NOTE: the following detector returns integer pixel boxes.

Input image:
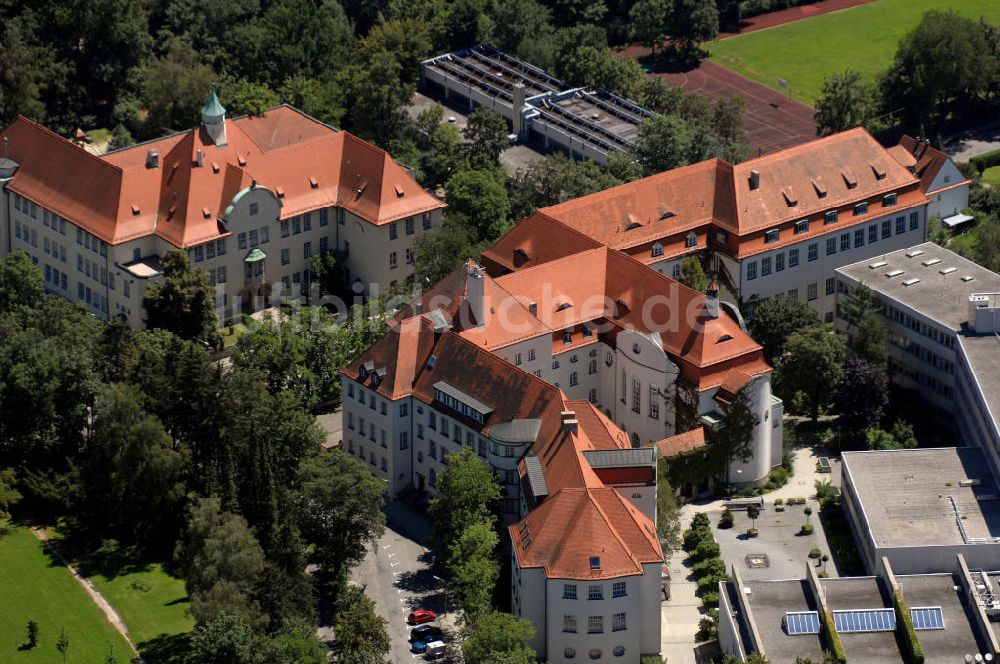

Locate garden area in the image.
[707,0,1000,104]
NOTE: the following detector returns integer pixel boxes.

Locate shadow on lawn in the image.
[139,632,191,664]
[37,533,155,580]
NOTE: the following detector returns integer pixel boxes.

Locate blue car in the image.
[411,639,429,654]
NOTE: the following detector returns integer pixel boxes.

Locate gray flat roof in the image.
[581,448,655,468]
[820,577,901,664]
[894,573,984,660]
[836,242,1000,331]
[842,447,1000,548]
[958,335,1000,434]
[740,579,826,663]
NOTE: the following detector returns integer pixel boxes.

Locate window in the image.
[840,233,850,251]
[854,201,868,216]
[826,237,836,256]
[304,241,312,259]
[651,242,663,257]
[589,650,602,660]
[672,264,681,278]
[746,260,757,280]
[429,440,437,459]
[869,224,878,243]
[788,288,798,300]
[807,283,817,301]
[910,212,919,230]
[825,210,838,224]
[320,209,329,226]
[589,584,603,600]
[588,388,597,402]
[775,253,784,272]
[765,229,779,243]
[631,377,640,414]
[808,243,818,261]
[303,213,312,231]
[563,330,572,344]
[761,256,771,276]
[614,646,625,657]
[249,229,258,247]
[406,248,414,264]
[570,372,578,387]
[248,202,259,216]
[389,252,397,268]
[260,226,269,243]
[789,248,799,267]
[389,222,398,240]
[563,615,577,633]
[281,248,290,265]
[238,232,247,249]
[895,216,905,235]
[882,219,891,238]
[795,219,809,234]
[563,584,577,600]
[854,228,864,248]
[565,648,576,659]
[826,277,835,295]
[514,353,522,366]
[588,616,604,634]
[292,217,301,234]
[400,432,409,450]
[589,359,598,375]
[685,231,696,248]
[883,192,897,207]
[613,581,626,598]
[423,213,432,230]
[281,220,290,238]
[613,612,626,632]
[406,218,415,235]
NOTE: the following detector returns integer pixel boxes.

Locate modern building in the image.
[484,128,970,322]
[719,554,996,663]
[840,447,1000,576]
[835,242,1000,474]
[0,93,445,327]
[420,45,654,164]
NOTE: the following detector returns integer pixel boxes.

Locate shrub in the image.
[894,589,925,664]
[815,480,838,508]
[809,548,822,559]
[718,508,734,529]
[693,557,728,578]
[696,617,718,642]
[821,608,847,664]
[683,527,710,552]
[800,524,814,535]
[774,498,783,506]
[818,571,829,578]
[971,148,1000,174]
[690,513,711,531]
[641,657,665,664]
[693,539,721,562]
[697,575,724,595]
[701,590,719,610]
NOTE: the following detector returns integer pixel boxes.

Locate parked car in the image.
[410,625,443,642]
[424,640,447,659]
[411,639,430,654]
[407,609,437,625]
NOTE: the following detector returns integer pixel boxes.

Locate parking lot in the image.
[349,501,454,661]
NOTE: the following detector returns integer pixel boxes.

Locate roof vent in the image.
[310,176,319,189]
[811,179,827,198]
[782,187,798,207]
[870,162,887,180]
[195,149,203,167]
[528,302,538,315]
[939,267,957,275]
[659,210,676,220]
[748,170,760,190]
[131,204,140,216]
[395,184,404,198]
[841,170,857,189]
[906,249,924,258]
[237,155,246,167]
[869,260,887,269]
[625,222,642,231]
[202,207,211,218]
[903,278,921,286]
[962,275,975,283]
[886,269,904,278]
[212,162,220,174]
[921,258,941,267]
[250,179,257,189]
[276,186,284,198]
[146,149,159,169]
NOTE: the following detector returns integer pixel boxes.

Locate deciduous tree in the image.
[462,611,537,664]
[334,585,390,664]
[746,296,820,364]
[429,447,502,553]
[463,108,510,171]
[678,256,707,292]
[634,114,693,174]
[447,521,499,619]
[834,358,888,448]
[777,327,845,423]
[143,249,221,348]
[445,169,511,243]
[815,70,878,136]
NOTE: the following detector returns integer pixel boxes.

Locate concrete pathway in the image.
[32,528,143,662]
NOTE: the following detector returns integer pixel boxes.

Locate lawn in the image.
[0,524,132,663]
[982,165,1000,188]
[708,0,1000,104]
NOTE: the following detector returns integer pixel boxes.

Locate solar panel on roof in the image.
[910,606,944,630]
[784,611,820,635]
[833,608,896,633]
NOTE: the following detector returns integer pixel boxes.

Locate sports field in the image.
[0,525,132,663]
[708,0,1000,104]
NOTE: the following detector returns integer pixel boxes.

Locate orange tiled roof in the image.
[897,135,971,194]
[1,106,445,248]
[655,427,707,458]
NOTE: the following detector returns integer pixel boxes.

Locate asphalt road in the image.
[350,502,451,662]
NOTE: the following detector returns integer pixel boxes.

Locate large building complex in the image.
[420,45,655,164]
[0,93,445,327]
[835,242,1000,475]
[485,129,969,322]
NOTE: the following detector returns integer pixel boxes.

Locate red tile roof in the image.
[897,135,971,194]
[655,427,707,458]
[1,106,444,248]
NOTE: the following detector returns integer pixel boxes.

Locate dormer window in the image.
[795,219,809,234]
[685,231,697,248]
[765,229,779,244]
[854,202,869,216]
[651,242,664,257]
[883,193,897,207]
[563,330,573,344]
[825,210,838,225]
[590,556,601,570]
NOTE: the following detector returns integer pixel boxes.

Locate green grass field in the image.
[0,525,132,663]
[708,0,1000,104]
[982,166,1000,188]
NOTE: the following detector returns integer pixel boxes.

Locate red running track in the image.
[718,0,878,39]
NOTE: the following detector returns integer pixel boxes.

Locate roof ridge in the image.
[15,116,124,177]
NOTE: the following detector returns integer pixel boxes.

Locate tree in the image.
[0,252,44,314]
[143,249,221,347]
[339,51,411,147]
[0,15,61,125]
[429,448,502,553]
[777,327,845,423]
[463,108,510,171]
[670,0,719,51]
[107,124,134,151]
[278,75,344,128]
[840,284,886,365]
[556,46,646,98]
[718,386,756,482]
[815,70,879,136]
[140,40,216,133]
[445,169,511,243]
[297,450,387,580]
[508,153,621,221]
[630,0,673,56]
[447,521,499,619]
[634,114,693,175]
[747,504,759,531]
[746,296,820,364]
[174,497,267,626]
[677,256,707,292]
[360,18,432,89]
[334,585,390,664]
[656,463,681,556]
[462,611,537,664]
[412,218,476,286]
[0,468,21,521]
[25,620,38,649]
[56,628,69,664]
[417,107,465,186]
[866,420,918,450]
[186,613,257,664]
[834,358,888,448]
[804,505,812,525]
[219,77,281,117]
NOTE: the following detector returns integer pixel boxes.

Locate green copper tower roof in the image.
[202,89,226,117]
[244,248,266,263]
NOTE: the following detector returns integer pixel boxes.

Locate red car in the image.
[408,609,437,625]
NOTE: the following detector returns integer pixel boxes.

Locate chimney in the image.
[414,300,423,314]
[748,170,760,191]
[560,411,579,435]
[146,149,159,169]
[512,83,526,137]
[465,260,486,327]
[195,149,204,167]
[968,293,1000,334]
[705,282,719,319]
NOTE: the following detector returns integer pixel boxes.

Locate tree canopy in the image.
[776,327,845,422]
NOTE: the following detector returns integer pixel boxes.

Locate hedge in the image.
[822,608,848,664]
[894,589,925,664]
[971,148,1000,174]
[738,0,818,20]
